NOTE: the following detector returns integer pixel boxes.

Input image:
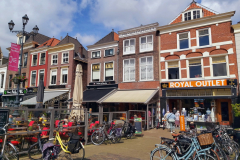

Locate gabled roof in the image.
[37,38,60,48]
[170,1,218,25]
[25,32,51,44]
[94,30,119,45]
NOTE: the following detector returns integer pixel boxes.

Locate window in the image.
[23,52,28,67]
[105,62,113,81]
[61,69,68,84]
[32,54,37,66]
[189,59,202,78]
[168,61,179,79]
[140,57,153,81]
[22,73,26,88]
[0,60,2,65]
[51,70,57,85]
[178,32,189,49]
[40,53,45,65]
[212,56,227,77]
[9,75,12,88]
[183,9,202,21]
[140,35,153,52]
[92,51,100,58]
[105,49,114,57]
[39,70,44,83]
[193,10,200,19]
[52,55,58,65]
[62,53,69,63]
[18,37,23,44]
[1,74,4,88]
[198,29,210,46]
[92,64,100,82]
[123,39,135,54]
[184,12,191,21]
[123,59,135,81]
[31,71,36,86]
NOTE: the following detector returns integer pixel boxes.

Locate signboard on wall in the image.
[8,43,20,71]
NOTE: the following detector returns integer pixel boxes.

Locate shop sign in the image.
[27,87,38,93]
[161,79,237,88]
[48,85,66,89]
[89,81,115,85]
[4,89,27,95]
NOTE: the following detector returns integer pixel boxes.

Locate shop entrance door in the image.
[221,102,229,123]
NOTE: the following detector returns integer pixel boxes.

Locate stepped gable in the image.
[170,1,217,24]
[94,30,119,45]
[37,38,60,48]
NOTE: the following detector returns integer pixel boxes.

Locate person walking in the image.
[173,107,177,114]
[175,110,180,128]
[166,111,176,133]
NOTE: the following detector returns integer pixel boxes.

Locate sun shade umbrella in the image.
[35,80,44,117]
[70,64,84,122]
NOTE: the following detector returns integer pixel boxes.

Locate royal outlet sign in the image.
[161,79,237,89]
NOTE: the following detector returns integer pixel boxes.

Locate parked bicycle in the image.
[0,123,19,160]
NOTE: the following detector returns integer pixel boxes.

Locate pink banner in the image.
[8,43,20,71]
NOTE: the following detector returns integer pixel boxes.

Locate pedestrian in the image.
[175,110,180,128]
[148,110,151,126]
[9,115,13,123]
[173,107,177,114]
[166,111,176,133]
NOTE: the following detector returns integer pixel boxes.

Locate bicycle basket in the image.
[197,133,214,146]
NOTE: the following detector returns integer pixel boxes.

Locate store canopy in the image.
[83,89,115,102]
[100,89,159,104]
[20,91,68,105]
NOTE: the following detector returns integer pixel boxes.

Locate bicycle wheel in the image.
[150,147,174,160]
[28,142,42,160]
[193,154,215,160]
[3,142,19,160]
[71,148,85,160]
[57,150,72,160]
[91,130,105,145]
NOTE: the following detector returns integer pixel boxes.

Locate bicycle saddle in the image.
[172,133,181,137]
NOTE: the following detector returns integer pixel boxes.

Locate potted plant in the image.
[231,103,240,144]
[11,76,28,84]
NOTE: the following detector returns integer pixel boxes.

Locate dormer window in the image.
[182,9,202,21]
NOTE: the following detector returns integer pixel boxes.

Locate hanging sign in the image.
[8,43,20,71]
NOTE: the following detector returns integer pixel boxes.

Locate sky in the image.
[0,0,239,56]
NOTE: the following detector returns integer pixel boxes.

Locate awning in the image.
[101,89,159,104]
[83,89,115,102]
[20,91,68,105]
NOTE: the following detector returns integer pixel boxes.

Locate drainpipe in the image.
[117,45,119,84]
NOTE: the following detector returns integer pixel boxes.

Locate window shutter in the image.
[168,61,179,68]
[212,56,226,64]
[92,64,100,70]
[62,69,68,74]
[189,59,201,65]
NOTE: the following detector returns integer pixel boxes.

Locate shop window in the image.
[92,51,100,58]
[123,59,135,81]
[92,64,100,82]
[51,70,57,85]
[198,29,210,46]
[105,49,114,57]
[123,39,135,55]
[189,59,202,78]
[23,52,28,67]
[52,55,58,65]
[62,53,69,63]
[32,55,37,66]
[178,32,189,49]
[61,68,68,84]
[105,62,113,81]
[212,56,227,76]
[40,53,45,65]
[168,61,179,79]
[140,56,153,81]
[39,70,44,83]
[140,35,153,52]
[31,71,36,86]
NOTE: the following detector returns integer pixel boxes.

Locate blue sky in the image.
[0,0,239,55]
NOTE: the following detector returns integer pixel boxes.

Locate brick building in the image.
[158,1,237,126]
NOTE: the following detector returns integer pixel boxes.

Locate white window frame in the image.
[139,35,153,53]
[104,48,114,57]
[61,68,68,84]
[23,52,28,67]
[30,70,37,87]
[0,73,4,89]
[123,58,135,82]
[166,60,181,80]
[52,54,58,65]
[123,38,135,55]
[50,69,57,85]
[187,58,204,79]
[177,32,191,50]
[196,28,212,47]
[91,63,101,82]
[139,56,154,81]
[62,52,69,64]
[39,52,46,65]
[91,51,101,58]
[104,61,114,81]
[210,55,229,77]
[32,54,38,66]
[38,69,45,85]
[182,9,203,21]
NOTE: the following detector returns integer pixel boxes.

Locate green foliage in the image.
[231,103,240,117]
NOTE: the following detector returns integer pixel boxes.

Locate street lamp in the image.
[8,14,39,114]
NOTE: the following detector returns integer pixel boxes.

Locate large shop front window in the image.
[189,59,202,78]
[51,70,57,85]
[168,61,179,79]
[105,62,113,81]
[212,56,227,77]
[140,57,153,81]
[123,59,135,81]
[31,71,36,86]
[92,64,100,82]
[178,32,189,49]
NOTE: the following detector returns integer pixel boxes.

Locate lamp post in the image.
[8,14,39,113]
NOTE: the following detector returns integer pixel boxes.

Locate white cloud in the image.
[74,33,99,46]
